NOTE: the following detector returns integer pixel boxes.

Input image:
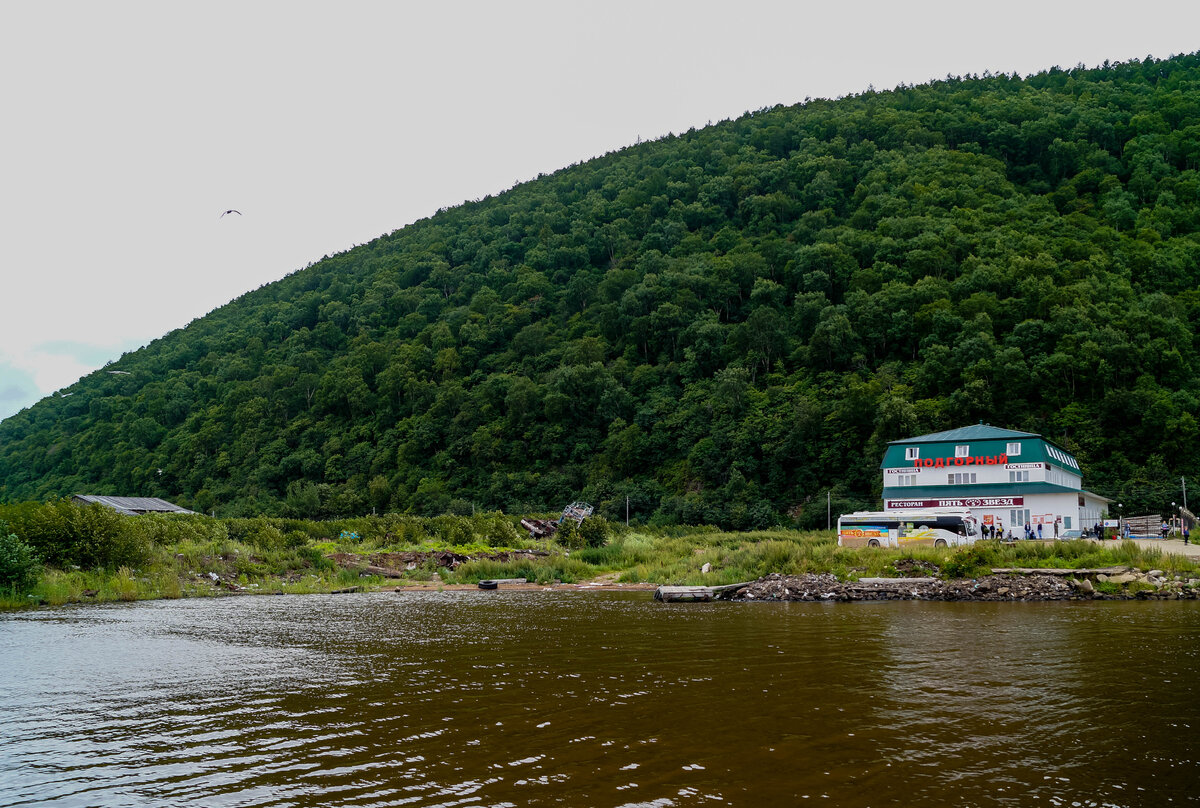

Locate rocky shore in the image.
[726,569,1200,602]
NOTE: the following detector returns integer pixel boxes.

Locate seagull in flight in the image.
[220,209,242,218]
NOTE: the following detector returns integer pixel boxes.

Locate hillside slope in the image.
[4,54,1200,526]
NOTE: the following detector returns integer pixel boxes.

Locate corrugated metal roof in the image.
[73,495,196,515]
[887,425,1040,444]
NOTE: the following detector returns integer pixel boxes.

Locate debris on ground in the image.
[725,571,1200,602]
[326,549,550,576]
[520,501,595,538]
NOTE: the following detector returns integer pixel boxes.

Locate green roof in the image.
[887,425,1039,444]
[881,424,1080,473]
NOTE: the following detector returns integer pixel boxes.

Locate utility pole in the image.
[1184,477,1188,513]
[626,496,630,526]
[827,491,831,531]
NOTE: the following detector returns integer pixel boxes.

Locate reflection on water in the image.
[1,593,1197,807]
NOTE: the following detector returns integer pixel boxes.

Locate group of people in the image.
[978,519,1068,541]
[981,515,1193,543]
[979,520,1058,540]
[1090,521,1123,540]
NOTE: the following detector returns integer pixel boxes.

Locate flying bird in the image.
[220,209,242,218]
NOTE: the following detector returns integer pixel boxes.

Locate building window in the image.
[1011,508,1030,526]
[1009,470,1030,483]
[1007,442,1021,456]
[947,472,977,485]
[895,475,917,487]
[905,447,919,461]
[1064,516,1072,529]
[955,444,969,457]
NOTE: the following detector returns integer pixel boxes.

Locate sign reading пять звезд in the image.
[885,497,1025,509]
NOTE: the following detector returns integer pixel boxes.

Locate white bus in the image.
[837,509,979,549]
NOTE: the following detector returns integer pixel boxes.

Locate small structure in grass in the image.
[72,495,197,516]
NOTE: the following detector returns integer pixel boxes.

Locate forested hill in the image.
[5,54,1200,526]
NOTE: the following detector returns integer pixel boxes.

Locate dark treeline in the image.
[4,54,1200,526]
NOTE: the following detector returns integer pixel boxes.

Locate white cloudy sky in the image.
[2,0,1198,421]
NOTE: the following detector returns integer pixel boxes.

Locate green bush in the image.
[940,541,1003,579]
[555,519,583,550]
[481,513,520,547]
[0,523,40,592]
[296,546,334,570]
[124,513,228,546]
[0,499,148,570]
[578,516,611,548]
[247,523,287,550]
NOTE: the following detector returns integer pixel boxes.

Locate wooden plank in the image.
[851,577,937,586]
[989,566,1129,576]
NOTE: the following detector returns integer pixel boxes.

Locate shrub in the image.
[296,546,335,571]
[482,514,520,547]
[0,524,40,592]
[247,523,287,550]
[555,519,584,550]
[0,499,148,570]
[578,516,611,548]
[940,541,1003,579]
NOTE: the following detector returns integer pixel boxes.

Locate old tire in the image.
[477,580,498,590]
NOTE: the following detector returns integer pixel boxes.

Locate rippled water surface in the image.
[1,592,1198,807]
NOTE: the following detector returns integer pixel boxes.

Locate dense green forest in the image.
[4,54,1200,526]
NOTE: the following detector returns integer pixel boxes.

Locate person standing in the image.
[1053,518,1060,540]
[1037,522,1043,540]
[1185,525,1191,546]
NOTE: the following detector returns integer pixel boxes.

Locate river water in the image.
[1,591,1197,807]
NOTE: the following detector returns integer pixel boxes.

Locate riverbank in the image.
[5,506,1200,609]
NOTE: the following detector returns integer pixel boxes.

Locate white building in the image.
[879,424,1111,537]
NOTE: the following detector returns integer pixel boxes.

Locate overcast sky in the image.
[2,1,1198,422]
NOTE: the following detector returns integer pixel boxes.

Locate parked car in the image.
[1059,528,1083,540]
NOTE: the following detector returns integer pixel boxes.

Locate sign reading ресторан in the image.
[885,497,1025,509]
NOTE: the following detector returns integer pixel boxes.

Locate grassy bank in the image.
[448,530,1200,587]
[3,502,1199,609]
